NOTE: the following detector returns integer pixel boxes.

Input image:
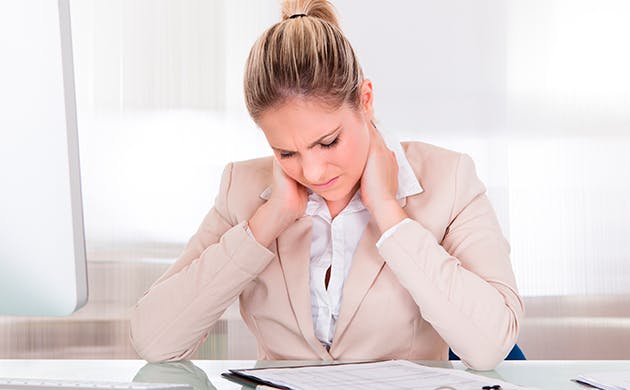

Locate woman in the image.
[130,0,524,370]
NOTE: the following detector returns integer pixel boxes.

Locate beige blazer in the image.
[130,141,524,370]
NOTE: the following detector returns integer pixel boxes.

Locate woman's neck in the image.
[325,183,360,219]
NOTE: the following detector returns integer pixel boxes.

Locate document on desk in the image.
[223,360,537,390]
[574,371,630,390]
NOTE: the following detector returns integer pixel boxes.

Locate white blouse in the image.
[257,129,423,349]
[305,189,370,348]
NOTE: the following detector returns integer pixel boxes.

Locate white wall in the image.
[68,0,630,298]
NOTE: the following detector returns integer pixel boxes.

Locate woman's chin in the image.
[311,187,340,201]
[316,185,357,203]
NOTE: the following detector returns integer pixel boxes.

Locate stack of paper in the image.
[223,360,537,390]
[575,372,630,390]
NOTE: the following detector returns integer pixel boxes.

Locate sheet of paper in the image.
[575,371,630,390]
[230,360,537,390]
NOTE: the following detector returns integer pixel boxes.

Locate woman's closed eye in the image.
[278,137,340,159]
[320,136,340,149]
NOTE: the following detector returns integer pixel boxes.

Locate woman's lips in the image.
[311,176,339,190]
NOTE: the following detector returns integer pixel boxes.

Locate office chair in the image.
[448,344,526,361]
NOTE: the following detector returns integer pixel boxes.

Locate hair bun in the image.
[244,0,363,120]
[281,0,341,30]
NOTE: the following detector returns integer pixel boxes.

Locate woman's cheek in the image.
[279,159,299,181]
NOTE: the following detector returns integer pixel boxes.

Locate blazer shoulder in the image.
[220,156,273,223]
[401,141,463,179]
[230,156,273,184]
[401,141,486,218]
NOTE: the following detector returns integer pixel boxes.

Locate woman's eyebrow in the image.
[307,126,341,149]
[271,126,341,153]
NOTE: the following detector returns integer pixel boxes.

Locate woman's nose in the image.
[301,155,327,184]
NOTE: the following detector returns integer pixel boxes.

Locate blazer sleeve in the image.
[129,162,275,363]
[377,153,524,371]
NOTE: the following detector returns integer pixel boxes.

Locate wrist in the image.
[248,201,295,247]
[369,199,407,234]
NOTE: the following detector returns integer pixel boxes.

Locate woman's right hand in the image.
[247,158,308,247]
[268,157,308,221]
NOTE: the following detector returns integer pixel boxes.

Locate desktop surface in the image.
[1,359,629,389]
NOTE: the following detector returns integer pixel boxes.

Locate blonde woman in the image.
[130,0,524,370]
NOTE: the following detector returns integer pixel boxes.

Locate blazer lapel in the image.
[276,215,332,360]
[332,218,386,343]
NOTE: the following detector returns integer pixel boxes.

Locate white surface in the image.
[0,0,87,315]
[0,377,190,390]
[2,360,630,390]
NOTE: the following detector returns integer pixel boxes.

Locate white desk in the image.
[1,360,629,389]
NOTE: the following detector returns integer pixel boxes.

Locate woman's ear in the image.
[359,79,375,120]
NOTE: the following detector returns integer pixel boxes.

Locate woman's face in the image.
[257,96,372,205]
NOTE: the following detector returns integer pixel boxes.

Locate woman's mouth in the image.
[311,176,339,190]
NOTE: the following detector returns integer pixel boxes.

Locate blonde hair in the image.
[244,0,364,121]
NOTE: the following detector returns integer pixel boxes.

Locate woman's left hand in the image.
[360,124,408,232]
[360,124,398,211]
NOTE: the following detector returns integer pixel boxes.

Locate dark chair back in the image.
[448,344,526,361]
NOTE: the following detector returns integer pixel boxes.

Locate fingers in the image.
[272,157,289,179]
[369,123,398,175]
[369,122,384,140]
[368,123,393,159]
[272,156,306,193]
[368,122,383,148]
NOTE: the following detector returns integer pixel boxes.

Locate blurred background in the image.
[1,0,629,359]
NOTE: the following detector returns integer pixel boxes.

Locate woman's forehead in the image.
[260,99,351,135]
